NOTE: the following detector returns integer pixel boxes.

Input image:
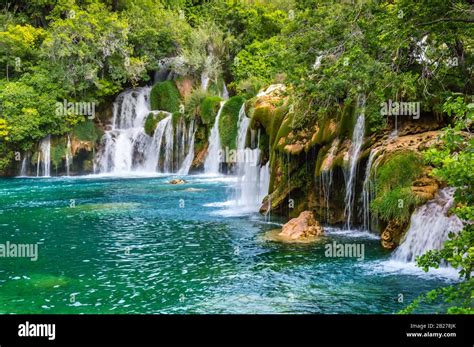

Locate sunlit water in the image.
[0,176,457,313]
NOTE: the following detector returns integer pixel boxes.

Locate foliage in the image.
[402,97,474,314]
[150,81,181,113]
[200,96,222,125]
[370,151,424,223]
[219,96,245,150]
[72,119,102,143]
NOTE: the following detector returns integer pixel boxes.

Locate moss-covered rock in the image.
[200,96,222,125]
[219,96,245,150]
[150,80,181,113]
[144,112,168,136]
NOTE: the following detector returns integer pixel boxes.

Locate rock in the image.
[380,220,408,249]
[411,176,439,201]
[169,179,186,185]
[278,211,324,241]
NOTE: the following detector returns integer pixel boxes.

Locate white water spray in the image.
[392,188,463,263]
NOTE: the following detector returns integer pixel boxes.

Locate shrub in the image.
[370,151,425,223]
[73,120,102,142]
[200,96,222,125]
[150,80,181,113]
[219,96,245,150]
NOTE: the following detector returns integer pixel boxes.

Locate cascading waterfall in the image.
[344,113,365,229]
[65,135,73,176]
[141,115,172,172]
[361,149,378,230]
[178,120,195,175]
[96,87,194,175]
[233,104,270,211]
[19,153,29,176]
[163,117,174,173]
[37,135,51,177]
[392,188,463,263]
[204,101,225,174]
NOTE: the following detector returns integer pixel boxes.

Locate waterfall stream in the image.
[204,101,225,175]
[37,135,51,177]
[361,149,379,231]
[344,114,365,229]
[392,188,463,263]
[65,135,72,176]
[233,105,270,213]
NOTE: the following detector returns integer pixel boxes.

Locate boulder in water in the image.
[169,179,186,185]
[276,211,324,242]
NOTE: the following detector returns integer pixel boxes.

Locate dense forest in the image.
[0,0,472,314]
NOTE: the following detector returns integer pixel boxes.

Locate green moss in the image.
[219,96,245,150]
[200,96,222,125]
[370,151,425,223]
[150,81,181,113]
[252,105,273,132]
[144,112,168,136]
[273,111,295,151]
[314,144,329,177]
[72,120,102,142]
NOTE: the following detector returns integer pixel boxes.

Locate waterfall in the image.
[344,113,365,229]
[201,71,210,91]
[163,116,174,173]
[392,188,463,263]
[176,118,187,172]
[361,149,378,231]
[141,115,172,172]
[221,83,229,100]
[178,120,195,175]
[233,104,270,212]
[204,101,225,174]
[320,138,339,222]
[37,135,51,177]
[96,87,194,175]
[19,153,29,176]
[65,135,72,176]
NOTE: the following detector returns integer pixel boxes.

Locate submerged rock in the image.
[267,211,324,243]
[169,179,186,185]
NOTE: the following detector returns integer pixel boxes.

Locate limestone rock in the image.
[169,179,186,185]
[278,211,324,241]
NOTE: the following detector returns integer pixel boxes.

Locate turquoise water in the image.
[0,176,456,313]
